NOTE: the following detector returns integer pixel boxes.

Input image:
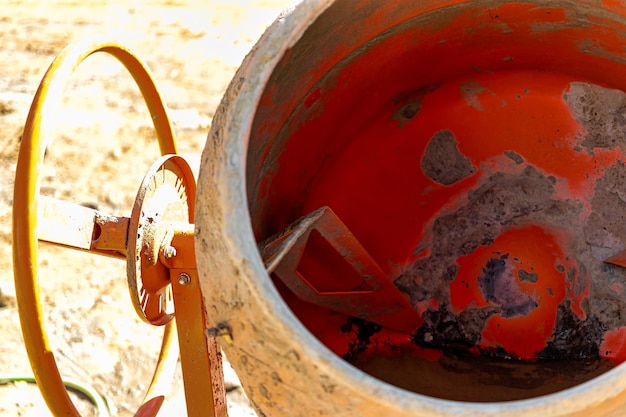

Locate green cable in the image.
[0,375,111,417]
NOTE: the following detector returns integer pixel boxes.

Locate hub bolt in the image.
[177,272,191,286]
[164,245,177,259]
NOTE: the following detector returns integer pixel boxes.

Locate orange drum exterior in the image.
[196,1,626,416]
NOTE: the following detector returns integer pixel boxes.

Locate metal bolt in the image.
[163,245,177,259]
[177,272,191,286]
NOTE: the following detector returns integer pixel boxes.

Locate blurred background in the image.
[0,1,294,415]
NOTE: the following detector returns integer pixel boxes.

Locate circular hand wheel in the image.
[13,37,180,417]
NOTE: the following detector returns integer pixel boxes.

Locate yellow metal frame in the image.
[13,38,180,417]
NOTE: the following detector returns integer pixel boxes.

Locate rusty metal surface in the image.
[259,206,421,333]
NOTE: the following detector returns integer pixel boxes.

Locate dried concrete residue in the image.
[565,81,626,335]
[414,305,500,351]
[392,83,440,127]
[539,301,605,361]
[478,254,538,318]
[395,165,568,347]
[585,161,626,253]
[342,317,383,361]
[583,161,626,326]
[395,161,626,360]
[421,130,476,185]
[504,150,524,165]
[518,269,538,283]
[564,82,626,152]
[460,81,493,111]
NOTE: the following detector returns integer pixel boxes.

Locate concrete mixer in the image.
[13,1,626,416]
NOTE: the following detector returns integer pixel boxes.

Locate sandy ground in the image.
[0,1,294,415]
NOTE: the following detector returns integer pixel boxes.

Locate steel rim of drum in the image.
[13,37,179,417]
[195,1,626,416]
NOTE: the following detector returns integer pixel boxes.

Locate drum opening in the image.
[247,0,626,402]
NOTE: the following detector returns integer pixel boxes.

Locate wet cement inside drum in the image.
[349,350,615,402]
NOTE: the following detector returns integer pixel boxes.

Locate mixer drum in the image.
[195,1,626,416]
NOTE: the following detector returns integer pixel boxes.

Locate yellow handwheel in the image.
[13,37,180,417]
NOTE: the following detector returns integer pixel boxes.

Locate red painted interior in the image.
[451,225,573,359]
[247,0,626,393]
